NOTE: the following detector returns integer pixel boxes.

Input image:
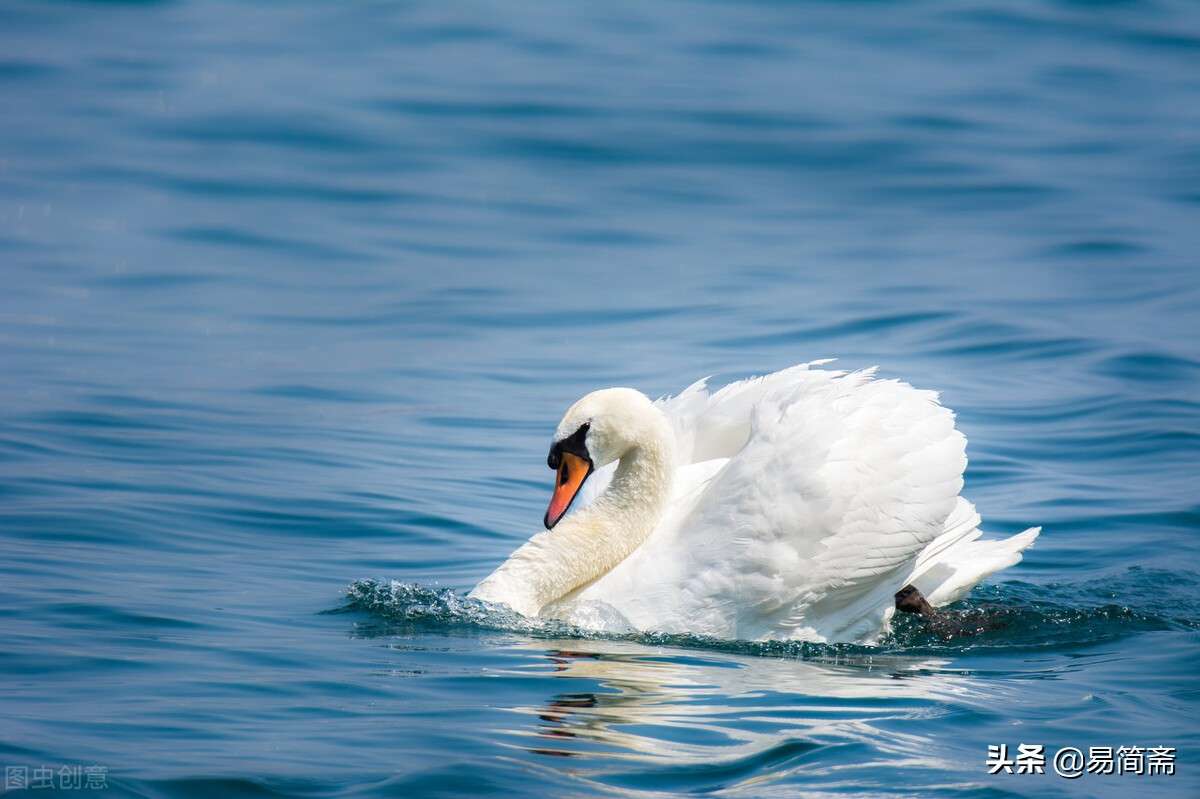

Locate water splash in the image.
[337,566,1199,658]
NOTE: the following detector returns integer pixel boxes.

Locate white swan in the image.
[470,362,1040,643]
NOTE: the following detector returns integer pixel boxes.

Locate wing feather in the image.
[669,367,967,641]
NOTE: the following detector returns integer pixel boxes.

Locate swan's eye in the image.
[563,422,590,455]
[548,422,590,470]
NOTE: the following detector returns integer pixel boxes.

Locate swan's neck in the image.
[470,420,674,617]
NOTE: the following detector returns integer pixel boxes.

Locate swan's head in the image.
[543,387,658,529]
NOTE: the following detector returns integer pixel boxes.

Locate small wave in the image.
[335,567,1199,658]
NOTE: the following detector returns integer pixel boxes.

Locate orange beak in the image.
[544,451,592,529]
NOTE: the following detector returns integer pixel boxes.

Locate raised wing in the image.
[665,367,966,641]
[659,359,838,464]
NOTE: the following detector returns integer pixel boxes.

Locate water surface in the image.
[2,1,1199,797]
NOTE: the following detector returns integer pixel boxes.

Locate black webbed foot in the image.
[894,583,1010,638]
[894,584,937,617]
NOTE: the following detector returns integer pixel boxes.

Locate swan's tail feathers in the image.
[910,524,1041,607]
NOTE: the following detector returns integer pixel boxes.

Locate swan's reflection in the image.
[499,639,993,777]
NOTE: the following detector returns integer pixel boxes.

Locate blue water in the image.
[2,0,1199,796]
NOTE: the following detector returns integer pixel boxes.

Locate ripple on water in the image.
[2,0,1200,796]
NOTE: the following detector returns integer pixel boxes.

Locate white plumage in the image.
[471,362,1040,643]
